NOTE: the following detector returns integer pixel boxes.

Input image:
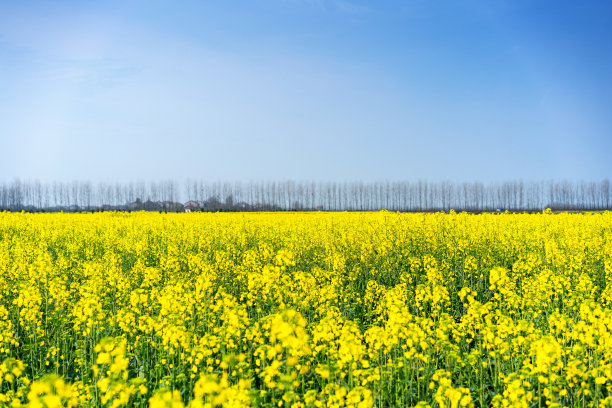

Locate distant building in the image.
[184,201,203,212]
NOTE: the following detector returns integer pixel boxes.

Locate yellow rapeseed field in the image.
[1,210,612,408]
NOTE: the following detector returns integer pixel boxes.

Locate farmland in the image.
[1,211,612,407]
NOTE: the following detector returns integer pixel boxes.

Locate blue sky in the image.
[1,0,611,183]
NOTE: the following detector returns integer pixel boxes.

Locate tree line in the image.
[0,179,610,212]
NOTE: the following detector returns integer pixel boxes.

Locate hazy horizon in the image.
[1,1,611,183]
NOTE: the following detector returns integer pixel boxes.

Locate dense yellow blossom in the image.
[0,210,610,407]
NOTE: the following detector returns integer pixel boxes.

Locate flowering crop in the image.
[0,210,611,407]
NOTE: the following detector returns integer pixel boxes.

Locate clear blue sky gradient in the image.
[1,0,611,183]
